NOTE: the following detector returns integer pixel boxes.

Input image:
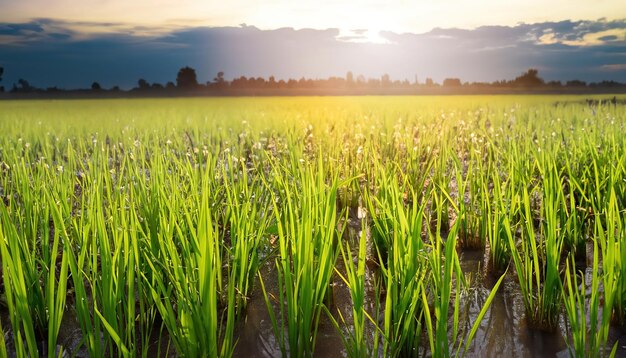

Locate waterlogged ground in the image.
[0,96,625,357]
[229,226,626,358]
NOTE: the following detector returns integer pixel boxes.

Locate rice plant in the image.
[0,95,624,357]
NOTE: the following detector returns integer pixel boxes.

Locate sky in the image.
[2,0,625,34]
[0,1,625,88]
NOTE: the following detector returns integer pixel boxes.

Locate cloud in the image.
[561,28,626,46]
[0,18,624,89]
[601,63,626,71]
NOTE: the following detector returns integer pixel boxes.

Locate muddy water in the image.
[458,249,569,357]
[232,258,347,358]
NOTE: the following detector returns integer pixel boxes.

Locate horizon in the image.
[0,1,625,89]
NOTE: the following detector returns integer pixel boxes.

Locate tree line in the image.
[1,66,624,96]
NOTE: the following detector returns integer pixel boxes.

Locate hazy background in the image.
[0,0,624,88]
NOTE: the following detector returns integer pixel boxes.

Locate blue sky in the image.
[0,1,625,88]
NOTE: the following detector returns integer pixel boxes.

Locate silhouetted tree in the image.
[381,73,391,87]
[443,78,462,87]
[137,79,150,90]
[212,71,226,89]
[165,81,176,90]
[177,66,198,89]
[91,82,102,91]
[590,80,623,88]
[0,66,4,92]
[268,76,277,88]
[346,71,354,86]
[356,75,366,85]
[512,69,544,87]
[12,79,34,93]
[566,80,587,87]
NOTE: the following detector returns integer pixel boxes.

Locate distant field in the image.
[0,96,624,357]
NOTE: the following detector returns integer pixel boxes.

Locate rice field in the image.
[0,96,624,357]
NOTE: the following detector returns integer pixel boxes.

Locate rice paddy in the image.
[0,95,624,357]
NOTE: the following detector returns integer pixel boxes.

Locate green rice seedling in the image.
[506,179,564,330]
[65,219,106,356]
[366,169,428,357]
[44,192,70,358]
[0,170,71,357]
[453,154,486,250]
[424,188,506,358]
[143,167,237,357]
[538,162,569,325]
[562,248,619,358]
[326,221,370,357]
[602,176,625,327]
[561,156,589,257]
[430,147,451,230]
[595,188,622,333]
[423,202,462,358]
[260,155,341,357]
[221,154,270,316]
[461,147,493,251]
[0,316,7,357]
[93,174,135,356]
[483,169,511,274]
[362,166,397,264]
[0,205,40,356]
[562,255,588,357]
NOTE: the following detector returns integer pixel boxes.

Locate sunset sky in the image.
[3,0,625,34]
[0,0,625,88]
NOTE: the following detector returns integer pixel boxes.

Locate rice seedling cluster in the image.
[0,96,624,357]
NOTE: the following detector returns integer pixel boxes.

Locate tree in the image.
[381,73,391,87]
[566,80,587,87]
[177,66,198,89]
[91,82,102,91]
[213,71,226,89]
[268,75,277,88]
[346,71,354,86]
[512,69,544,87]
[443,78,462,87]
[0,66,4,92]
[137,78,150,90]
[13,78,34,93]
